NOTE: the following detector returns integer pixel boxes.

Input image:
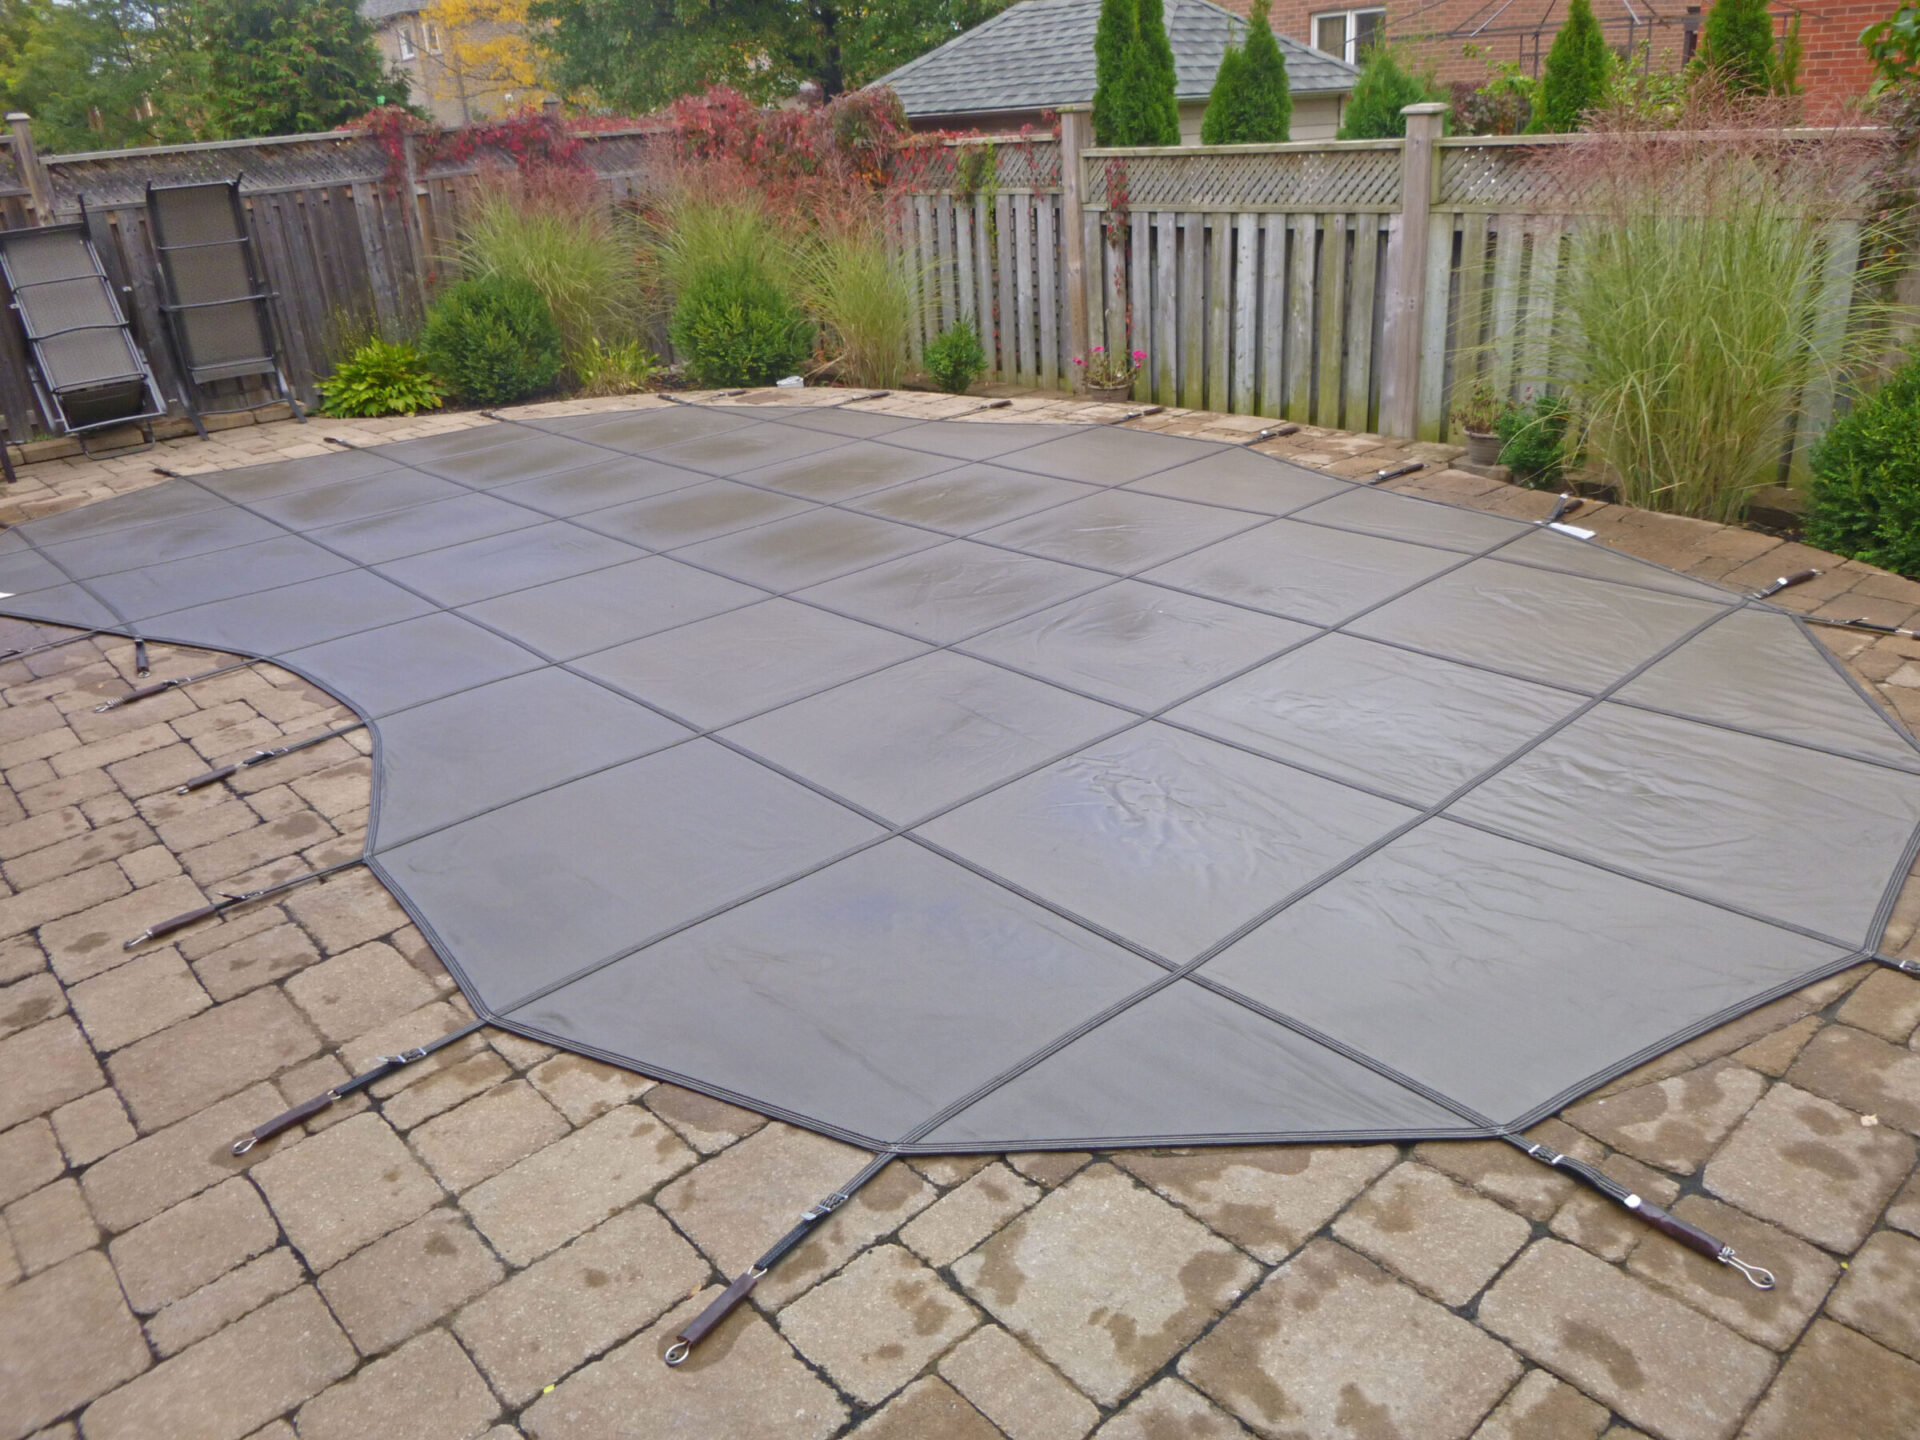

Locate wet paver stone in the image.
[3,395,1920,1440]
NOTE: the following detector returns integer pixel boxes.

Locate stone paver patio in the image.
[2,387,1919,1440]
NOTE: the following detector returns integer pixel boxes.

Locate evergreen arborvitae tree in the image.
[1201,0,1291,144]
[1693,0,1781,95]
[1336,44,1436,139]
[1092,0,1180,145]
[1534,0,1611,131]
[1131,0,1182,144]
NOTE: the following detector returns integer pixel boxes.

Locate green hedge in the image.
[1806,357,1920,578]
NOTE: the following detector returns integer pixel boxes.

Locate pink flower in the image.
[1131,350,1145,362]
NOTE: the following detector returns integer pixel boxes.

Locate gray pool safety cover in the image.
[6,403,1919,1155]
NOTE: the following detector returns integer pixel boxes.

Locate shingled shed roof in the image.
[876,0,1358,118]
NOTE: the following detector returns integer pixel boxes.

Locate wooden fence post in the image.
[6,114,53,223]
[1378,102,1448,440]
[1059,106,1092,389]
[398,129,433,318]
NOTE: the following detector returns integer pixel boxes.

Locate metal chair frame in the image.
[146,176,305,439]
[0,204,167,456]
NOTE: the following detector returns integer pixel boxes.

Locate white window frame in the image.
[397,23,416,61]
[423,20,444,54]
[1311,7,1386,65]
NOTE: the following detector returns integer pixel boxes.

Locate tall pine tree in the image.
[1202,0,1291,144]
[1094,0,1180,145]
[201,0,404,137]
[1693,0,1782,95]
[1534,0,1611,131]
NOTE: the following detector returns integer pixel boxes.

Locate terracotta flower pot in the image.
[1088,382,1134,404]
[1463,429,1502,467]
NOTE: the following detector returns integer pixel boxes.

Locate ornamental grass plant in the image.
[452,167,646,365]
[791,211,917,388]
[1534,95,1894,522]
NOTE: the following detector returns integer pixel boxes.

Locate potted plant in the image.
[1452,381,1505,466]
[1074,346,1144,402]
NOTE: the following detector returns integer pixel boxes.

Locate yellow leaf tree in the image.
[421,0,551,115]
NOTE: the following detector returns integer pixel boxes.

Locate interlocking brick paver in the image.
[81,1287,356,1440]
[1704,1083,1915,1251]
[1890,1168,1920,1237]
[528,1051,654,1124]
[4,1177,97,1274]
[1332,1161,1532,1305]
[644,1081,766,1153]
[68,947,210,1051]
[461,1104,695,1266]
[1116,1144,1396,1264]
[111,1176,278,1312]
[284,940,437,1042]
[1090,1378,1253,1438]
[412,1079,571,1192]
[902,1162,1040,1268]
[1838,968,1920,1045]
[1823,1229,1920,1362]
[383,1050,515,1131]
[81,1082,286,1231]
[850,1377,1006,1439]
[1478,1240,1775,1440]
[295,1328,499,1440]
[0,970,63,1038]
[40,873,207,982]
[1182,1239,1519,1440]
[0,1116,63,1205]
[1740,1320,1920,1440]
[7,817,155,891]
[1469,1369,1608,1440]
[780,1244,980,1405]
[253,1111,443,1270]
[941,1324,1099,1440]
[954,1164,1259,1407]
[1732,1016,1822,1077]
[320,1207,505,1355]
[1414,1121,1592,1222]
[0,861,129,948]
[1623,1193,1838,1350]
[520,1290,848,1440]
[145,1246,303,1357]
[1785,1024,1920,1135]
[0,1250,150,1440]
[455,1204,708,1404]
[0,1015,103,1130]
[108,984,320,1130]
[282,867,409,953]
[1566,1060,1768,1174]
[1006,1152,1093,1187]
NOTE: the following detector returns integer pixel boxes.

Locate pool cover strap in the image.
[123,857,365,949]
[94,656,254,711]
[230,1016,489,1155]
[667,1154,896,1366]
[175,719,370,793]
[1514,1137,1776,1289]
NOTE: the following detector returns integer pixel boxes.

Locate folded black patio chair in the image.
[0,213,169,454]
[146,178,304,437]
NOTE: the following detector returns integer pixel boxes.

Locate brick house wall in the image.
[1216,0,1889,112]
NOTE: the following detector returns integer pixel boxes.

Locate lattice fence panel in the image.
[901,140,1063,194]
[1084,148,1401,212]
[1437,144,1576,213]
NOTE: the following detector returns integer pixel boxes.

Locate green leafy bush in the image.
[1806,357,1920,578]
[924,319,987,394]
[1534,0,1612,131]
[1202,0,1292,144]
[422,276,564,407]
[670,261,814,388]
[1337,45,1445,139]
[571,338,660,397]
[317,338,445,418]
[1496,392,1575,489]
[1693,0,1796,95]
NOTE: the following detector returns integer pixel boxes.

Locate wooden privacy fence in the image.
[0,118,665,446]
[900,108,1890,470]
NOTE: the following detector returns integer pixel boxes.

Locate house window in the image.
[398,23,416,60]
[423,20,444,54]
[1312,8,1385,64]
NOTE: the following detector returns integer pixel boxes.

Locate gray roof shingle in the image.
[360,0,420,21]
[876,0,1357,118]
